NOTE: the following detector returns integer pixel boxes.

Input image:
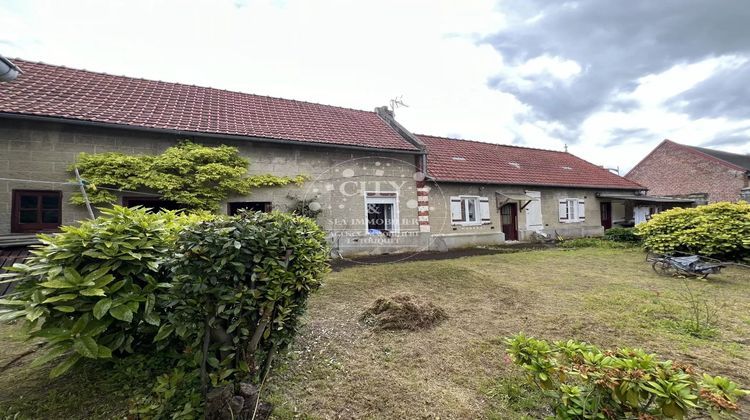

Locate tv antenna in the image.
[389,96,409,116]
[605,166,620,175]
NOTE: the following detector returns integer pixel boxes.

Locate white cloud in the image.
[1,0,747,175]
[618,55,747,107]
[2,0,522,141]
[575,55,750,172]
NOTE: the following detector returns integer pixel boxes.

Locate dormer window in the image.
[508,162,520,169]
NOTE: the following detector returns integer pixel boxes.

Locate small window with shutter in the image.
[559,198,585,223]
[451,196,490,225]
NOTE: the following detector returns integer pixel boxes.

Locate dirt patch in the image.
[360,294,448,331]
[331,243,556,271]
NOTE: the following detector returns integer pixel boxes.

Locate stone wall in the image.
[427,182,631,240]
[0,119,422,257]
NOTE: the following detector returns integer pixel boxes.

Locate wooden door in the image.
[500,203,518,241]
[600,202,612,229]
[524,191,543,232]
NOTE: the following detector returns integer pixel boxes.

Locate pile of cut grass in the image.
[360,294,448,331]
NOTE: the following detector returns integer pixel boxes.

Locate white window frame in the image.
[451,195,483,226]
[559,198,585,223]
[364,192,400,234]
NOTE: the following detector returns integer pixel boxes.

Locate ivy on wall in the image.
[70,141,306,211]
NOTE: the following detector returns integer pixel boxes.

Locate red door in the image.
[600,202,612,229]
[500,203,518,241]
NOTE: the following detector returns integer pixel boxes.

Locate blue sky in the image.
[2,0,748,172]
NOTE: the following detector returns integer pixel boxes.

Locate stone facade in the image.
[1,117,643,254]
[0,119,424,256]
[626,141,749,203]
[428,182,630,241]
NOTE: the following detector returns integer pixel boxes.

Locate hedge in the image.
[635,201,750,260]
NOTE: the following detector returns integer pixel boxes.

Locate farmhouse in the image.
[626,139,750,203]
[417,135,645,247]
[0,59,428,256]
[1,58,645,255]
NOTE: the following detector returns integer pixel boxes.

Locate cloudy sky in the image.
[2,0,748,172]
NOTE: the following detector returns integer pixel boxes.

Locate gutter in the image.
[0,112,422,155]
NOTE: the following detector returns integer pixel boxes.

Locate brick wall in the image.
[626,141,748,203]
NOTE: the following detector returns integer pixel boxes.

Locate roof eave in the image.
[426,177,644,191]
[0,112,424,155]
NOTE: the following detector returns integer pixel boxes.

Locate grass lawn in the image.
[1,247,748,418]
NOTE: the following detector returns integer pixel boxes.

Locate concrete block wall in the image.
[428,182,622,240]
[0,120,176,233]
[0,119,422,254]
[426,182,503,236]
[626,141,748,202]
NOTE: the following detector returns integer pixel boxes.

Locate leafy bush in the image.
[73,141,306,211]
[603,227,640,243]
[287,195,323,220]
[506,334,748,419]
[130,366,203,419]
[0,208,328,416]
[159,210,329,391]
[0,206,206,377]
[635,202,750,260]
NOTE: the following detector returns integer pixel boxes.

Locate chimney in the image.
[0,55,22,82]
[375,106,394,119]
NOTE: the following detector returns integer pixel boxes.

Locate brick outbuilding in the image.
[625,140,750,203]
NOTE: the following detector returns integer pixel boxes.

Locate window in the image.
[558,198,585,223]
[228,202,272,215]
[123,197,182,212]
[450,196,491,225]
[11,190,62,233]
[365,192,398,234]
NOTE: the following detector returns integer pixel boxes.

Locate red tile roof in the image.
[0,59,418,151]
[419,134,644,190]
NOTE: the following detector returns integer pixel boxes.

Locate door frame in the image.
[500,203,519,241]
[600,202,612,229]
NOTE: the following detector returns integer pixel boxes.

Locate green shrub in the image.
[603,227,640,243]
[72,141,306,211]
[287,194,323,220]
[558,238,633,249]
[159,211,330,391]
[635,202,750,260]
[130,366,203,419]
[0,206,206,377]
[505,334,748,419]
